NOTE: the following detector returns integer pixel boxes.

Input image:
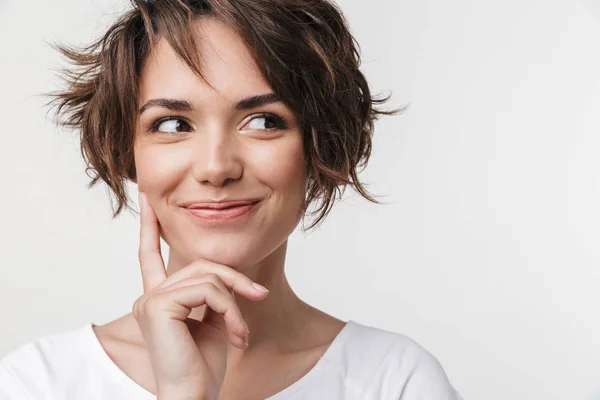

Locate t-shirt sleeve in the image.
[0,363,31,400]
[397,350,463,400]
[0,342,53,400]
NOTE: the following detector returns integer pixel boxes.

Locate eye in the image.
[149,117,192,134]
[244,113,288,131]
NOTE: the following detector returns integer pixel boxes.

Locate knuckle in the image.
[138,247,160,262]
[132,296,149,319]
[188,259,208,271]
[199,281,226,300]
[143,294,164,313]
[137,251,149,264]
[199,281,217,293]
[203,273,223,286]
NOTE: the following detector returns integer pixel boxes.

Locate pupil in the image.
[264,118,275,129]
[177,120,188,131]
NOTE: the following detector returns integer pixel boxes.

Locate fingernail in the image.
[252,282,269,292]
[243,335,249,348]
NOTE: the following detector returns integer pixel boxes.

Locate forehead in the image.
[137,18,271,107]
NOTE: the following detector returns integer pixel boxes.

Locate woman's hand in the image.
[133,192,270,400]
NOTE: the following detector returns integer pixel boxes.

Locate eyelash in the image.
[147,113,289,134]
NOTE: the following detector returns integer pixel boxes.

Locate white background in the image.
[1,1,599,399]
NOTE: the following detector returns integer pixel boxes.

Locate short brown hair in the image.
[46,0,404,231]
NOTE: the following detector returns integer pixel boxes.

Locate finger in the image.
[201,296,248,349]
[156,259,270,301]
[158,274,232,300]
[151,282,250,343]
[138,191,167,293]
[157,275,249,337]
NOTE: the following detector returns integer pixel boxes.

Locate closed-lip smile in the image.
[182,199,261,210]
[181,199,261,224]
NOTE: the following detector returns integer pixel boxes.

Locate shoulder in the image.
[331,321,462,400]
[0,323,93,399]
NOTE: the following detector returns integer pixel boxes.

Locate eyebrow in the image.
[138,93,282,115]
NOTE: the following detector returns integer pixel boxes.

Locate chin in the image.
[182,239,265,270]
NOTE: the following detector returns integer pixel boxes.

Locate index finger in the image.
[138,191,167,293]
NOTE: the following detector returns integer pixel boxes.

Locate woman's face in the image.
[133,18,307,269]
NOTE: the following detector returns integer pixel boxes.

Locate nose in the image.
[190,127,243,187]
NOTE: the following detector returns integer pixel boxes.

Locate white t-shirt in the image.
[0,320,463,399]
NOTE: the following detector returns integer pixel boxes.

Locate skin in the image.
[92,17,346,399]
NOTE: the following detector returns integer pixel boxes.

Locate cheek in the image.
[134,142,189,194]
[249,136,306,195]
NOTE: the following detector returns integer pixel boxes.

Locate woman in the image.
[0,0,462,399]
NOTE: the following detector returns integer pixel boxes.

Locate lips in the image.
[182,199,261,210]
[182,199,261,224]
